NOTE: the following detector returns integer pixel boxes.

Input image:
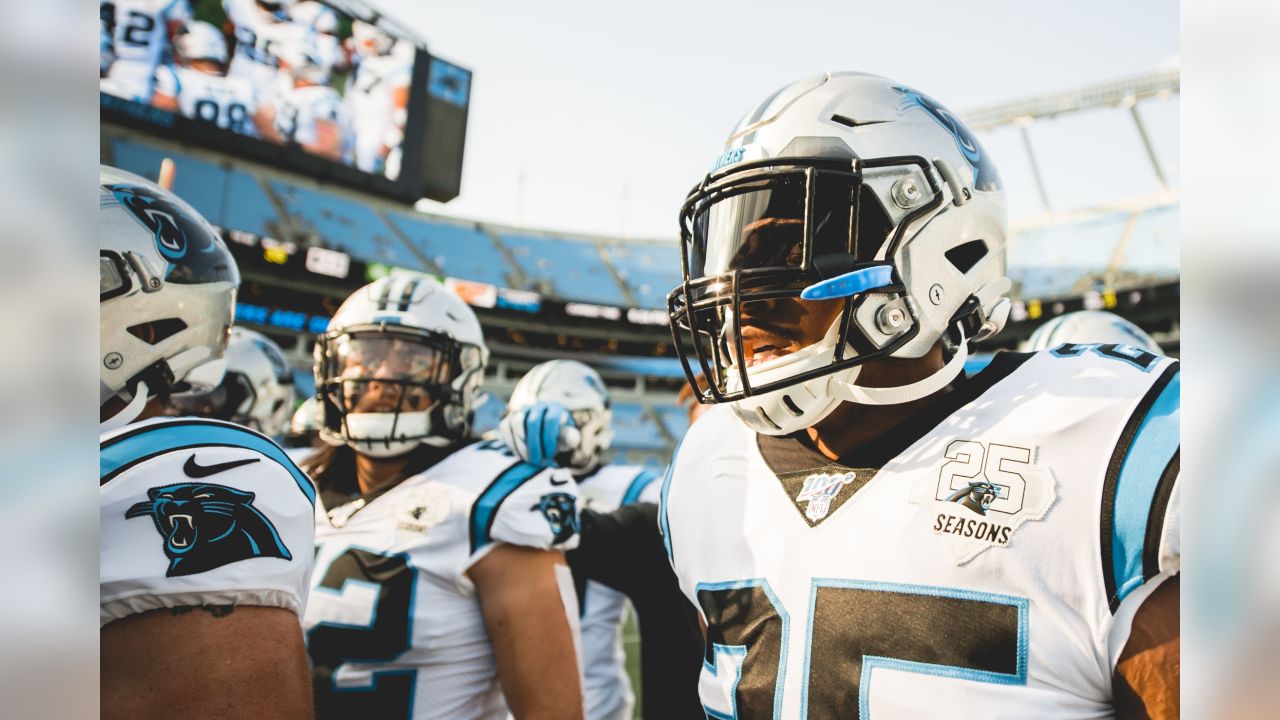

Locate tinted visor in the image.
[688,171,884,280]
[168,371,254,421]
[320,331,464,415]
[100,252,130,300]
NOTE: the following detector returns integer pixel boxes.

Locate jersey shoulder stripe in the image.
[101,418,315,505]
[621,468,661,506]
[469,461,544,554]
[1101,361,1180,610]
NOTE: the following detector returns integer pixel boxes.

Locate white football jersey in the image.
[661,347,1181,719]
[303,440,583,720]
[348,47,413,173]
[574,463,662,720]
[224,0,283,83]
[100,0,192,101]
[153,64,259,137]
[100,417,316,626]
[275,84,347,152]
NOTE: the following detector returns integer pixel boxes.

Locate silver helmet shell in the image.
[100,165,239,430]
[1022,310,1162,354]
[669,72,1011,435]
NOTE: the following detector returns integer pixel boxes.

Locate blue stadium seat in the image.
[1008,211,1130,298]
[601,243,682,309]
[108,138,233,227]
[471,392,508,437]
[498,233,628,305]
[1118,204,1178,276]
[221,168,281,238]
[610,402,668,450]
[386,213,516,287]
[267,180,423,270]
[652,405,690,443]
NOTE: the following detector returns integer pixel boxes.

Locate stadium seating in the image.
[386,213,517,288]
[1007,211,1131,298]
[499,233,629,306]
[268,180,424,270]
[609,402,668,450]
[652,405,691,444]
[1117,204,1179,276]
[601,242,683,309]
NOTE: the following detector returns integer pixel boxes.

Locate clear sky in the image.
[387,0,1178,239]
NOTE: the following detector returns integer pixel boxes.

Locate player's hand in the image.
[497,401,581,468]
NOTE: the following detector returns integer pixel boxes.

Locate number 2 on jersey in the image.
[307,546,418,719]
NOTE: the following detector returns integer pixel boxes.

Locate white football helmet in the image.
[290,395,320,436]
[100,166,239,431]
[1021,310,1162,354]
[290,1,338,34]
[175,21,228,66]
[315,273,489,457]
[669,72,1011,435]
[507,360,614,474]
[168,327,296,435]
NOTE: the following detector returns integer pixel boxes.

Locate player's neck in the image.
[805,343,946,462]
[354,453,412,496]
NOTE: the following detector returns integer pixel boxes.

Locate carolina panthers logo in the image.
[892,86,1002,191]
[946,480,1002,516]
[126,482,292,577]
[530,492,580,545]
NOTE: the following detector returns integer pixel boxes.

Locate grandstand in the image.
[101,69,1179,466]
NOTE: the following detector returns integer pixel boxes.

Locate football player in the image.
[345,20,413,178]
[100,166,315,719]
[299,273,585,720]
[223,0,293,106]
[1022,309,1163,354]
[497,360,663,720]
[661,73,1180,718]
[285,395,322,458]
[266,35,348,161]
[167,326,296,438]
[99,0,192,102]
[151,21,270,138]
[499,363,706,719]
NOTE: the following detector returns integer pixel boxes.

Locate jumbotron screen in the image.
[100,0,471,203]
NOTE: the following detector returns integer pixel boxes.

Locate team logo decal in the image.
[395,484,451,535]
[126,482,292,577]
[796,471,857,521]
[531,492,580,545]
[910,439,1056,564]
[892,86,1002,191]
[777,463,874,527]
[106,183,195,261]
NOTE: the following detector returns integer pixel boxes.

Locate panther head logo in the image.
[945,480,1002,516]
[530,492,580,545]
[892,85,1002,192]
[126,482,292,577]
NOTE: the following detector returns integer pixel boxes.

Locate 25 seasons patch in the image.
[778,463,876,527]
[910,439,1057,563]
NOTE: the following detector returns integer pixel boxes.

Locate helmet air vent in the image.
[944,240,988,275]
[127,318,189,345]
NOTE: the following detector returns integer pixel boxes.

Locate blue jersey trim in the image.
[696,578,789,720]
[658,439,684,564]
[800,578,1028,720]
[1111,370,1181,603]
[100,420,315,505]
[469,462,543,553]
[621,468,661,506]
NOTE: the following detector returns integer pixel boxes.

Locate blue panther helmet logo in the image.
[126,482,292,577]
[103,182,236,285]
[530,492,580,545]
[892,85,1002,192]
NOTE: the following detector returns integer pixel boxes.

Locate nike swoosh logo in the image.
[183,454,261,478]
[549,477,569,486]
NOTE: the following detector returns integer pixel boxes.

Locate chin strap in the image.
[100,380,151,434]
[826,330,969,406]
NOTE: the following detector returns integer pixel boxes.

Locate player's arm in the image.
[469,545,584,720]
[101,605,312,720]
[150,66,180,112]
[309,118,343,161]
[1113,575,1179,719]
